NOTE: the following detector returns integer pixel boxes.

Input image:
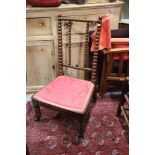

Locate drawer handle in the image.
[39,22,44,26]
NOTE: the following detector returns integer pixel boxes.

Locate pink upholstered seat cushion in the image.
[34,76,94,114]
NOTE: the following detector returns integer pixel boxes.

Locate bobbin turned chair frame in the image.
[31,15,102,141]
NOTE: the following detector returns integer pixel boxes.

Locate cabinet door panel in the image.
[26,41,55,87]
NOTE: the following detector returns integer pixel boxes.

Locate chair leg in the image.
[116,80,127,117]
[116,100,123,117]
[78,115,84,138]
[72,114,85,145]
[78,108,91,138]
[32,98,41,121]
[92,91,97,103]
[116,91,125,117]
[79,122,84,138]
[99,76,108,98]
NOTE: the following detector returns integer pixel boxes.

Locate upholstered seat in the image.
[34,76,94,114]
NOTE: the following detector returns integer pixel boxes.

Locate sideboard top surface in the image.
[26,1,124,12]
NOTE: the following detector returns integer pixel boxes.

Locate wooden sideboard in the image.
[26,1,124,93]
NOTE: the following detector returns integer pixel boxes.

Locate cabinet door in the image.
[26,41,56,93]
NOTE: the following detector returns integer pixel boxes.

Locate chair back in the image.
[57,15,102,85]
[104,48,129,81]
[99,47,129,97]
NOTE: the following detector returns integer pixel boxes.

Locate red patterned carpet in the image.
[26,96,129,155]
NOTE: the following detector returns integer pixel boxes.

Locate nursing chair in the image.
[31,15,102,143]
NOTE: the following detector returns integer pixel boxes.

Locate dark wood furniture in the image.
[31,15,102,143]
[99,47,129,97]
[93,28,129,95]
[116,78,129,126]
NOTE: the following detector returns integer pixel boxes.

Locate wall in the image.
[120,0,129,19]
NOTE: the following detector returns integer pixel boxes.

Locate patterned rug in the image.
[26,96,129,155]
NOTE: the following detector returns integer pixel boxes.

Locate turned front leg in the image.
[79,121,84,138]
[92,91,97,103]
[32,98,41,121]
[78,114,85,138]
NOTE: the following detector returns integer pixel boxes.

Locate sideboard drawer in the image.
[26,17,52,36]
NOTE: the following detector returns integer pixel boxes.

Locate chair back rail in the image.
[57,15,102,85]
